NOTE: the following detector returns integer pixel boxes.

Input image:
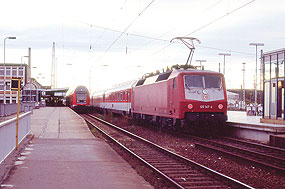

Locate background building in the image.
[0,63,26,103]
[262,48,285,123]
[0,63,43,105]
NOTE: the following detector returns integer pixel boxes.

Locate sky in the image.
[0,0,284,93]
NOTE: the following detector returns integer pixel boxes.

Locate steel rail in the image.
[83,115,184,188]
[221,136,285,153]
[191,136,285,173]
[85,114,253,189]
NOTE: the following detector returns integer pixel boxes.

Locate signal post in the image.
[11,77,22,150]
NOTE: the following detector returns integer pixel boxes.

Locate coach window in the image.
[127,91,130,101]
[120,91,122,101]
[173,78,177,89]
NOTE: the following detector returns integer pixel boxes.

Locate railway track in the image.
[83,114,253,189]
[193,136,285,174]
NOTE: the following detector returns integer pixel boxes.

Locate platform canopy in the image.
[43,88,69,106]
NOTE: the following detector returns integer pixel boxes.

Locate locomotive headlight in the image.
[218,104,223,109]
[188,104,193,109]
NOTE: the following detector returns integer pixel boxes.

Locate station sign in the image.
[11,77,22,91]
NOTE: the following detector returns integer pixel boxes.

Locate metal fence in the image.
[0,111,31,164]
[0,103,34,117]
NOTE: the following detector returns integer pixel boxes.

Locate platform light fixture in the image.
[249,42,264,116]
[3,36,17,104]
[195,60,206,70]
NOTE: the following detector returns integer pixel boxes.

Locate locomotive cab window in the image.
[204,75,222,89]
[184,75,203,88]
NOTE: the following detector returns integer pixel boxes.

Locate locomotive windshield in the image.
[204,75,222,88]
[76,87,88,104]
[184,75,222,89]
[184,74,224,101]
[185,75,203,88]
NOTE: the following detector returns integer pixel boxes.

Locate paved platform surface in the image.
[227,111,285,133]
[1,107,152,189]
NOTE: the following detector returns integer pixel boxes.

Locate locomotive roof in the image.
[135,69,223,87]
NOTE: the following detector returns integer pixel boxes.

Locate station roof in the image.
[45,88,69,92]
[43,88,69,98]
[263,48,285,56]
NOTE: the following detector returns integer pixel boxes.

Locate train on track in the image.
[91,68,228,131]
[65,85,90,113]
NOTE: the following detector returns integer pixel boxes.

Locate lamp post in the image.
[249,43,264,116]
[195,60,206,70]
[4,37,16,63]
[218,53,231,75]
[242,63,246,110]
[21,56,29,66]
[3,36,16,104]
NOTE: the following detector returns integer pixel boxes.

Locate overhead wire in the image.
[71,0,257,58]
[185,0,255,36]
[202,0,224,12]
[153,0,256,55]
[79,21,254,56]
[102,0,156,56]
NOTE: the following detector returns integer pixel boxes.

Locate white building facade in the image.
[0,64,26,104]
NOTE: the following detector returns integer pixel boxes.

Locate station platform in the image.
[227,111,285,133]
[1,107,152,189]
[227,111,285,146]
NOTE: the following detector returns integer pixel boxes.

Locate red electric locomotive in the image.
[132,69,227,130]
[91,68,227,130]
[66,85,90,113]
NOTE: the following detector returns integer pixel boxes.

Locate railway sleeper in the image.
[179,180,222,186]
[158,165,192,170]
[174,176,214,182]
[158,168,194,173]
[165,172,205,177]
